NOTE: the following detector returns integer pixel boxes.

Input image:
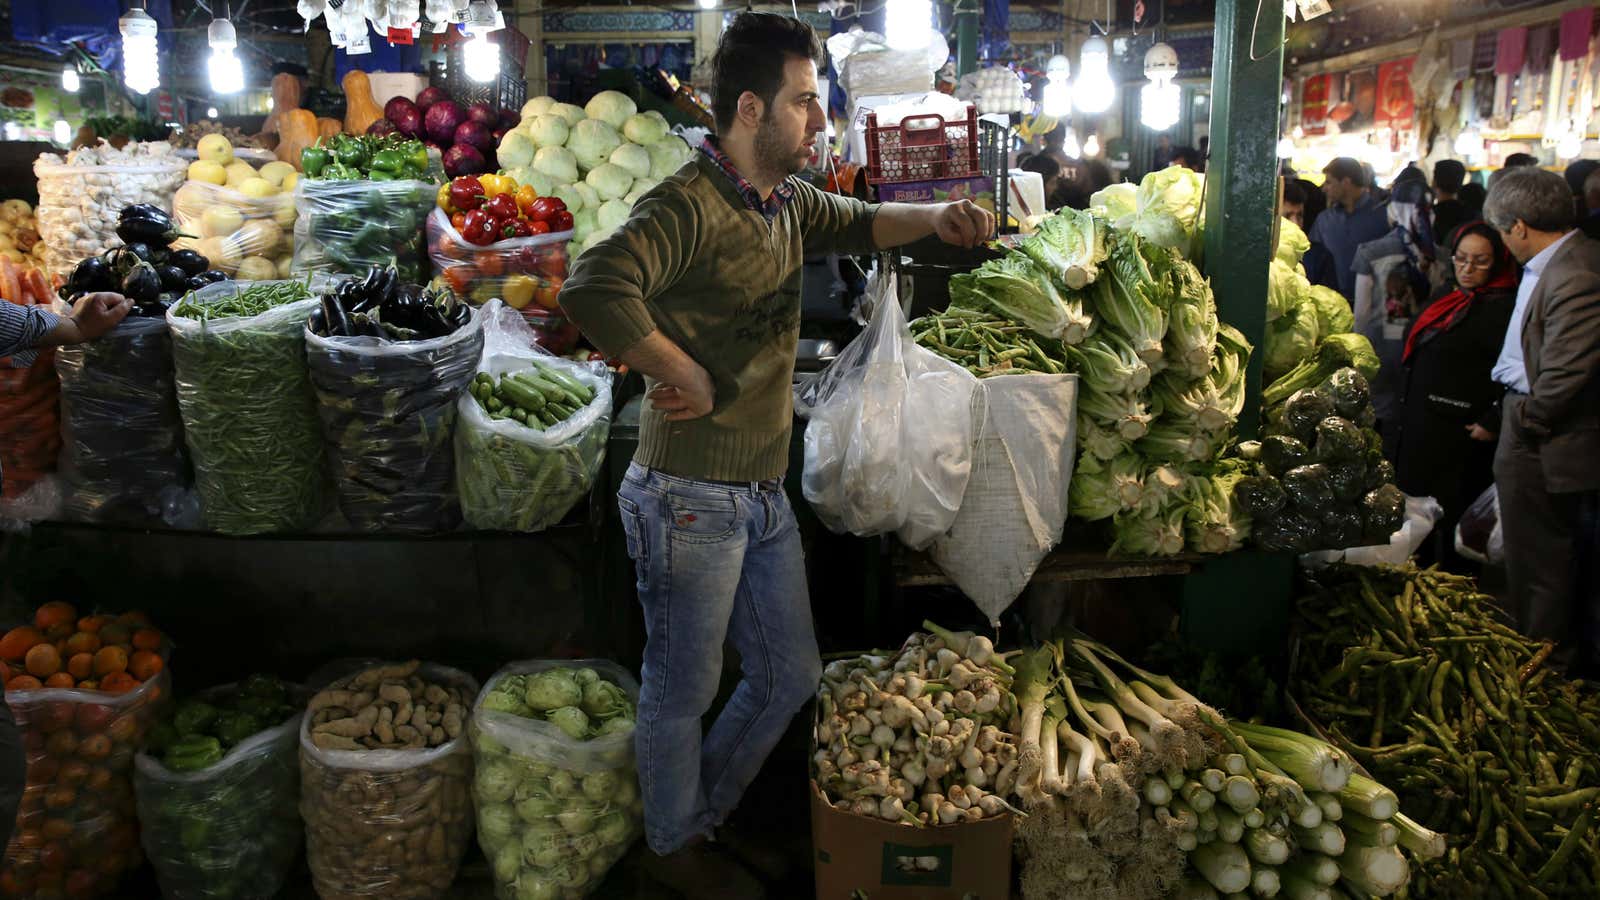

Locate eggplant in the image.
[116,216,193,247]
[120,262,162,304]
[119,203,171,223]
[187,270,230,289]
[157,265,188,292]
[320,291,352,337]
[168,249,209,276]
[67,256,114,295]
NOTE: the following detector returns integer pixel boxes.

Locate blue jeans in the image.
[617,462,822,854]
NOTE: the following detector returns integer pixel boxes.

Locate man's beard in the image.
[754,114,808,180]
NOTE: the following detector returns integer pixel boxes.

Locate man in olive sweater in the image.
[559,13,993,896]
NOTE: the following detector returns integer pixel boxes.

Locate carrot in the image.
[0,258,20,306]
[20,267,49,306]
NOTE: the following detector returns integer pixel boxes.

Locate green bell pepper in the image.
[145,720,178,754]
[163,734,224,772]
[214,711,264,748]
[335,139,370,170]
[301,145,331,178]
[173,701,219,736]
[370,149,405,174]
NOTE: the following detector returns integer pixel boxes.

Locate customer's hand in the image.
[933,200,995,249]
[68,292,132,342]
[1466,424,1497,442]
[647,364,715,422]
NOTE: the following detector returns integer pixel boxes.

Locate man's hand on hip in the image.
[648,364,715,422]
[933,200,996,249]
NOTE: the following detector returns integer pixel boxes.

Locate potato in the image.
[235,255,277,281]
[188,159,228,185]
[201,205,244,238]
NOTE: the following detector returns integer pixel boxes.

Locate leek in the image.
[1191,841,1252,894]
[1336,773,1399,821]
[1293,821,1346,856]
[1340,812,1397,847]
[1243,827,1290,866]
[1231,722,1353,793]
[1251,865,1282,898]
[1280,853,1340,887]
[1278,869,1334,900]
[1214,806,1245,843]
[1311,792,1342,823]
[1390,812,1445,860]
[1335,844,1410,896]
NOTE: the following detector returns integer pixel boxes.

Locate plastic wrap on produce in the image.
[33,146,187,276]
[796,269,977,550]
[929,374,1078,625]
[55,316,191,525]
[471,660,643,899]
[0,672,172,899]
[293,179,434,283]
[426,207,571,307]
[299,663,478,900]
[455,302,611,532]
[1301,494,1443,569]
[134,696,303,900]
[168,279,331,535]
[0,347,61,506]
[172,179,298,281]
[304,304,485,533]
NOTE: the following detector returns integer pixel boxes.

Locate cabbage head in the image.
[1267,259,1311,322]
[568,119,623,172]
[1308,285,1354,336]
[584,90,638,129]
[622,113,668,145]
[1263,307,1319,381]
[525,670,582,711]
[610,143,652,180]
[1276,216,1310,266]
[1133,165,1205,257]
[1089,182,1137,220]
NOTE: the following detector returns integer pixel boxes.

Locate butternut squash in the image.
[261,72,304,136]
[317,117,343,140]
[276,109,319,171]
[343,70,384,136]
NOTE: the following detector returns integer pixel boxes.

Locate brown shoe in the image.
[640,839,768,900]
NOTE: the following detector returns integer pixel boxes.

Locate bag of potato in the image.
[471,660,643,899]
[171,160,298,283]
[299,660,479,900]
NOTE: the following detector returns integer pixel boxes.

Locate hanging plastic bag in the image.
[0,671,172,899]
[471,660,643,898]
[929,373,1078,624]
[1301,494,1444,569]
[299,661,478,900]
[55,315,191,525]
[305,302,485,532]
[796,269,978,550]
[293,178,434,283]
[455,302,611,532]
[168,278,331,535]
[172,177,298,281]
[1456,485,1502,564]
[133,688,303,900]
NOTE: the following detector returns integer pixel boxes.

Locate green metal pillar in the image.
[954,0,979,76]
[1182,0,1292,655]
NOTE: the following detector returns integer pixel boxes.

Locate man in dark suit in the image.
[1485,167,1600,669]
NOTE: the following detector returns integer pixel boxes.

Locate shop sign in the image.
[1377,57,1416,130]
[1302,74,1329,135]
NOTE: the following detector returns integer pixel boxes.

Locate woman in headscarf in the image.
[1393,221,1518,571]
[1351,178,1435,455]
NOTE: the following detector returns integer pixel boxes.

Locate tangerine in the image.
[65,654,93,681]
[128,651,162,682]
[75,616,105,634]
[23,644,60,678]
[0,627,43,662]
[32,602,77,632]
[62,633,99,657]
[130,629,162,652]
[43,673,74,689]
[91,647,127,678]
[6,676,42,691]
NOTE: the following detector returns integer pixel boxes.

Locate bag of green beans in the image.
[167,278,331,534]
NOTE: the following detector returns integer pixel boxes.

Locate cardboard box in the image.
[873,176,996,213]
[809,781,1014,899]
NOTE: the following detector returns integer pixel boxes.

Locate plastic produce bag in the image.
[172,178,298,281]
[796,269,977,549]
[299,663,478,900]
[1455,485,1503,564]
[1301,494,1444,568]
[425,207,571,308]
[294,179,435,283]
[33,149,187,277]
[55,316,190,524]
[455,302,611,532]
[471,660,643,899]
[929,373,1078,624]
[168,279,330,534]
[0,348,60,504]
[305,305,485,532]
[133,694,303,900]
[0,672,172,899]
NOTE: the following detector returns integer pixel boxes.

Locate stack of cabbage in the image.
[1262,217,1358,382]
[495,91,695,257]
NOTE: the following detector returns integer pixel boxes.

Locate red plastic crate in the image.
[864,106,980,185]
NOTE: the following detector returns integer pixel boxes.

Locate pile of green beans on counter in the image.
[909,306,1068,377]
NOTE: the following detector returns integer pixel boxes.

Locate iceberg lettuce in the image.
[1275,216,1310,267]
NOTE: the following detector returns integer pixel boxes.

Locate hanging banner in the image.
[1302,74,1330,134]
[1377,57,1417,129]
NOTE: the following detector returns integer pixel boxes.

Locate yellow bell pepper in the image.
[501,274,537,309]
[480,173,514,199]
[435,182,456,214]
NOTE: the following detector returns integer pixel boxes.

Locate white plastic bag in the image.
[470,660,643,898]
[1302,494,1444,568]
[1455,485,1502,564]
[455,301,611,532]
[796,270,978,550]
[929,373,1078,624]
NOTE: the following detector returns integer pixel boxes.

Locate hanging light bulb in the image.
[119,6,160,95]
[53,120,71,144]
[884,0,932,52]
[1139,42,1180,131]
[1453,126,1484,160]
[61,65,80,93]
[1083,133,1100,157]
[1041,54,1072,118]
[1074,35,1115,115]
[1557,124,1584,161]
[697,0,717,8]
[1062,127,1081,158]
[207,106,219,118]
[208,16,244,95]
[463,32,499,82]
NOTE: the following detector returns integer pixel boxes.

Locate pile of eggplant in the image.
[309,266,473,342]
[60,205,231,318]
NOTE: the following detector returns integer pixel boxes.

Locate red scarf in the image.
[1402,269,1518,362]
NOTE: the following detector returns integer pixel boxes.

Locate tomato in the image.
[475,252,505,277]
[54,760,88,788]
[551,210,575,234]
[528,197,562,223]
[450,212,468,233]
[485,193,519,221]
[40,818,72,841]
[75,734,110,761]
[83,767,112,794]
[33,703,72,735]
[448,175,485,212]
[535,252,568,280]
[73,704,113,736]
[41,787,73,811]
[527,220,551,236]
[43,731,76,759]
[533,281,563,310]
[104,714,137,746]
[441,265,476,295]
